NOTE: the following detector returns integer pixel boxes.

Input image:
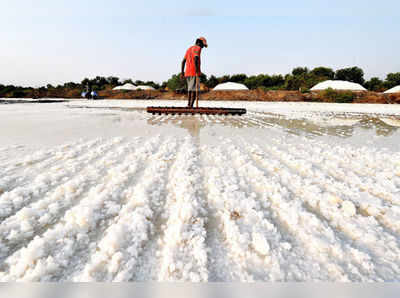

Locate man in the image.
[181,37,208,108]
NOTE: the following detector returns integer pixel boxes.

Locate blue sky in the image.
[1,1,399,86]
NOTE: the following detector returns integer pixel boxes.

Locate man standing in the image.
[181,37,208,108]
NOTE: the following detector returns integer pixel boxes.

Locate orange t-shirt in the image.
[184,45,202,77]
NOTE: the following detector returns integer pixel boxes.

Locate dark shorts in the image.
[186,76,199,92]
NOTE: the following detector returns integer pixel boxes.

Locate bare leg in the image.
[188,92,195,108]
[187,91,192,107]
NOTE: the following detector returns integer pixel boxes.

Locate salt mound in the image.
[384,86,400,94]
[113,83,136,91]
[213,82,249,91]
[311,80,366,91]
[136,85,155,90]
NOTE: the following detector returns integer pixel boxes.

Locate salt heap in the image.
[384,86,400,94]
[113,83,136,91]
[136,85,155,90]
[213,82,249,91]
[311,80,366,91]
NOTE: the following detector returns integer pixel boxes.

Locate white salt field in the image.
[0,99,399,281]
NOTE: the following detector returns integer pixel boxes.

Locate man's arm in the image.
[181,58,186,79]
[195,56,200,76]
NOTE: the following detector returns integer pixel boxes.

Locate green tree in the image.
[284,75,305,90]
[218,75,231,84]
[206,75,219,88]
[365,77,384,91]
[270,75,285,87]
[166,74,186,91]
[292,67,309,76]
[230,74,247,83]
[244,75,262,89]
[335,67,365,84]
[123,79,134,85]
[385,72,400,89]
[63,82,79,89]
[106,76,120,86]
[199,73,207,84]
[134,80,145,86]
[144,81,160,89]
[311,67,334,79]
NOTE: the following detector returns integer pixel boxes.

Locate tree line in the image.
[166,66,400,92]
[0,76,161,98]
[1,67,400,98]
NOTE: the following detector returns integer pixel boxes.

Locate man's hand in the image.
[180,73,185,80]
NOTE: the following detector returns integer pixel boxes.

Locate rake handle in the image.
[196,76,199,108]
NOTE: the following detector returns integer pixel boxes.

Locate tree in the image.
[218,75,231,84]
[106,76,120,86]
[123,79,134,85]
[144,81,160,89]
[166,74,186,91]
[311,67,335,79]
[206,75,219,89]
[335,67,365,84]
[244,75,262,89]
[199,73,207,84]
[385,72,400,89]
[270,75,285,87]
[365,77,384,92]
[230,74,247,83]
[81,78,90,89]
[292,67,309,76]
[134,80,145,86]
[284,75,305,90]
[64,82,79,89]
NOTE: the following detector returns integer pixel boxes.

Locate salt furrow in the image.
[205,157,272,281]
[0,140,81,171]
[206,143,341,281]
[0,139,93,194]
[198,145,237,282]
[127,139,186,281]
[226,139,381,281]
[0,138,100,180]
[243,140,398,281]
[289,135,400,190]
[157,138,208,282]
[307,143,400,206]
[0,137,124,221]
[0,137,133,261]
[254,140,400,273]
[0,136,163,281]
[245,114,277,128]
[248,115,400,206]
[254,114,399,168]
[265,135,400,234]
[276,138,400,233]
[74,137,179,281]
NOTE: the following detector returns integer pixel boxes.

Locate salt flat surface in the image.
[0,100,399,281]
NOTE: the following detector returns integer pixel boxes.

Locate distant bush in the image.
[365,77,384,92]
[11,90,26,98]
[385,72,400,89]
[322,88,355,103]
[335,67,365,85]
[166,74,186,91]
